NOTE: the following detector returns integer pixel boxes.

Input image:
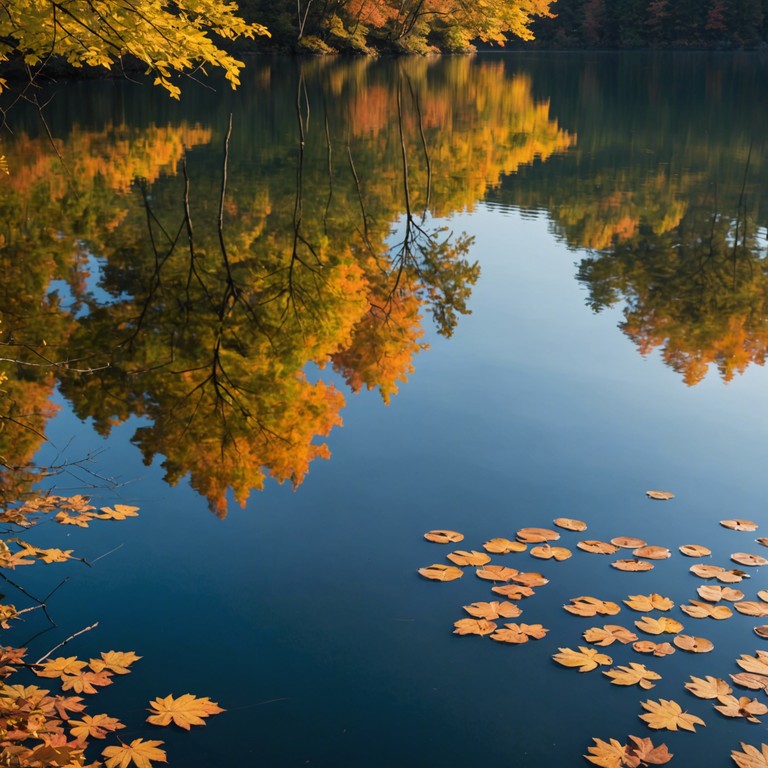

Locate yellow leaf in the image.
[453,618,497,636]
[552,646,612,672]
[417,564,463,582]
[639,698,705,731]
[89,651,142,675]
[146,693,224,729]
[603,662,661,689]
[102,738,167,768]
[70,713,124,740]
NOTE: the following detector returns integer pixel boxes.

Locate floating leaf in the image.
[553,517,587,531]
[679,544,711,557]
[690,564,724,578]
[755,627,768,639]
[146,693,224,729]
[564,596,621,617]
[632,546,671,560]
[719,569,749,583]
[97,505,140,520]
[646,491,675,501]
[36,657,87,679]
[758,590,768,603]
[625,735,673,766]
[446,550,491,567]
[611,536,647,549]
[453,618,497,636]
[89,651,141,675]
[490,623,548,644]
[511,571,549,587]
[736,651,768,676]
[583,625,638,646]
[482,538,527,554]
[418,564,463,582]
[584,737,627,768]
[578,540,619,555]
[635,616,683,635]
[102,738,167,768]
[633,641,676,657]
[423,530,464,544]
[732,742,768,768]
[714,694,768,722]
[530,544,572,561]
[624,594,674,612]
[553,646,612,672]
[491,584,534,600]
[463,601,520,620]
[731,673,768,692]
[680,600,733,620]
[732,553,768,567]
[475,565,519,582]
[516,527,560,543]
[696,585,743,602]
[736,602,768,617]
[612,559,654,572]
[673,634,714,653]
[639,699,705,731]
[757,539,768,548]
[70,713,124,740]
[603,663,661,689]
[61,670,113,695]
[684,675,732,699]
[721,520,758,532]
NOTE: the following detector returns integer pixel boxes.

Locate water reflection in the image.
[0,57,573,512]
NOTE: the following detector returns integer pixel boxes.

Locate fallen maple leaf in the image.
[611,536,647,549]
[511,571,549,587]
[35,657,87,679]
[755,626,768,639]
[530,544,572,561]
[646,491,674,501]
[577,540,620,555]
[491,584,535,600]
[624,735,673,766]
[97,505,139,520]
[490,623,548,644]
[639,698,705,731]
[552,646,612,672]
[70,713,125,740]
[463,601,521,620]
[731,673,768,692]
[632,546,671,560]
[584,737,627,768]
[632,641,675,657]
[102,738,167,768]
[714,694,768,722]
[453,618,497,636]
[146,693,224,730]
[583,625,638,646]
[684,675,732,699]
[60,670,113,695]
[732,742,768,768]
[732,553,768,567]
[564,597,621,617]
[516,527,560,543]
[482,538,527,554]
[680,600,733,619]
[417,564,463,582]
[673,634,714,653]
[696,585,743,602]
[736,602,768,617]
[623,594,674,612]
[736,651,768,676]
[603,663,661,689]
[679,544,711,557]
[553,517,587,531]
[423,530,464,544]
[721,519,758,531]
[634,617,683,635]
[475,565,519,582]
[612,559,654,572]
[446,550,490,567]
[89,651,142,675]
[690,564,725,579]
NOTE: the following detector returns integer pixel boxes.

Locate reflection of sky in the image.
[24,202,768,767]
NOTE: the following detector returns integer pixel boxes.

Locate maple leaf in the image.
[97,505,139,520]
[732,742,768,768]
[491,584,534,600]
[516,527,559,543]
[684,675,732,699]
[584,737,627,768]
[603,663,661,689]
[102,738,167,768]
[639,699,705,731]
[417,564,463,582]
[553,517,587,531]
[36,658,88,679]
[490,623,548,644]
[673,634,714,653]
[453,618,497,636]
[646,491,674,500]
[475,565,519,582]
[632,546,671,560]
[530,544,572,561]
[735,602,768,617]
[721,519,758,531]
[715,695,768,722]
[583,625,638,646]
[737,651,768,676]
[690,564,725,579]
[446,550,490,567]
[632,641,675,657]
[146,694,224,730]
[732,552,768,566]
[679,544,711,557]
[50,695,86,720]
[680,600,732,619]
[634,617,683,635]
[697,585,743,602]
[70,713,125,740]
[564,597,621,617]
[511,571,549,587]
[611,536,646,548]
[552,646,612,672]
[482,538,527,554]
[423,530,463,544]
[732,673,768,693]
[578,540,620,555]
[624,735,673,766]
[60,670,113,695]
[612,559,654,572]
[623,595,674,612]
[463,601,520,620]
[89,651,142,675]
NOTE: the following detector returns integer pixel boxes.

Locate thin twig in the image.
[35,622,99,665]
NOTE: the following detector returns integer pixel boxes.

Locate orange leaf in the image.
[453,618,496,636]
[102,738,167,768]
[146,694,224,730]
[639,698,705,731]
[417,564,463,582]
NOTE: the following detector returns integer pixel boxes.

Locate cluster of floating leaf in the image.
[418,493,768,767]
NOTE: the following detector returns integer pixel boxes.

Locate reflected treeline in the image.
[0,57,573,513]
[488,53,768,387]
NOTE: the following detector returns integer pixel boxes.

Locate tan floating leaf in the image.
[89,651,142,675]
[697,585,744,602]
[102,738,167,768]
[732,742,768,768]
[714,694,768,723]
[639,699,705,731]
[758,590,768,603]
[625,735,673,766]
[755,626,768,639]
[623,594,675,612]
[635,616,683,635]
[418,564,463,582]
[463,601,521,620]
[97,504,140,520]
[70,713,124,740]
[490,622,548,644]
[446,550,491,567]
[680,600,733,620]
[603,663,661,689]
[684,675,732,699]
[146,693,224,729]
[611,536,647,548]
[552,646,612,672]
[732,553,768,567]
[553,517,587,532]
[722,519,759,532]
[491,584,535,600]
[680,544,712,557]
[564,596,621,617]
[577,540,619,555]
[475,565,519,582]
[511,571,549,587]
[673,634,714,653]
[757,539,768,548]
[690,564,724,578]
[35,657,88,680]
[453,618,497,636]
[584,737,628,768]
[482,538,527,554]
[424,530,464,544]
[61,670,113,695]
[632,546,671,560]
[718,569,748,584]
[583,625,638,646]
[731,673,768,692]
[516,527,560,543]
[530,544,572,561]
[736,602,768,617]
[646,491,675,500]
[736,651,768,676]
[633,640,676,657]
[612,559,654,572]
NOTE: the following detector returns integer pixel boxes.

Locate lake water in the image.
[1,51,768,766]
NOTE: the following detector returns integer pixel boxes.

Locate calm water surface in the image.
[1,52,768,766]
